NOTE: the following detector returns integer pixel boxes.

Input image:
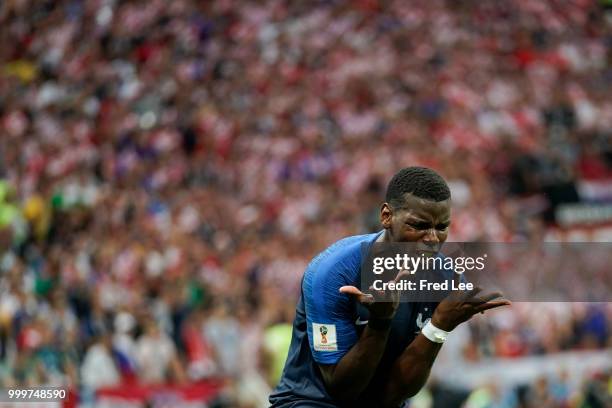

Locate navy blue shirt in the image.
[270,232,438,408]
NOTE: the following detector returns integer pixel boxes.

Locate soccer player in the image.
[269,167,510,408]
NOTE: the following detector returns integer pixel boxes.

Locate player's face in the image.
[380,193,451,252]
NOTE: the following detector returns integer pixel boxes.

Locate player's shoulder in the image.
[304,231,382,283]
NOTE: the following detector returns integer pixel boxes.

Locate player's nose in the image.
[421,228,440,248]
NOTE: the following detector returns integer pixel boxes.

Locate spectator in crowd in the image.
[80,331,120,390]
[134,318,186,384]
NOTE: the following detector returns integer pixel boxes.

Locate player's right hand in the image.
[339,270,411,320]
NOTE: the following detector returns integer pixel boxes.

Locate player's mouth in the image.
[415,245,440,256]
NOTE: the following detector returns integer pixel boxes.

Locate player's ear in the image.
[380,203,393,229]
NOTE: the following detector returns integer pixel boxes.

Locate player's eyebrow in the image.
[404,215,429,222]
[403,212,433,221]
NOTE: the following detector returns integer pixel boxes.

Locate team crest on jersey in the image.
[313,323,338,351]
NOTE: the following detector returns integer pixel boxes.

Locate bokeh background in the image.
[0,0,611,407]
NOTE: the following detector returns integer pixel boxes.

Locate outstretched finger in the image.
[393,269,412,283]
[339,285,364,296]
[461,286,483,301]
[340,285,375,304]
[473,291,504,304]
[475,300,511,313]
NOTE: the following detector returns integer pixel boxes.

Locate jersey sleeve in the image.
[302,256,359,365]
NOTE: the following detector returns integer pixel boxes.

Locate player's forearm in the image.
[320,324,390,402]
[382,334,442,407]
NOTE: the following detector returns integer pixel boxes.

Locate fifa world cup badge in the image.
[320,326,328,343]
[313,323,337,351]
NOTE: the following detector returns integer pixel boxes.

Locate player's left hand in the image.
[431,273,511,331]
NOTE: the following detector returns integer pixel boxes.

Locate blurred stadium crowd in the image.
[0,0,611,407]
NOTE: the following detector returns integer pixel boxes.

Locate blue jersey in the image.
[269,232,438,408]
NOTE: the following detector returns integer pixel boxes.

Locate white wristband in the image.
[421,320,449,343]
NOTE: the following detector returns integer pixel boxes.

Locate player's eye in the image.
[406,222,431,230]
[435,223,450,231]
